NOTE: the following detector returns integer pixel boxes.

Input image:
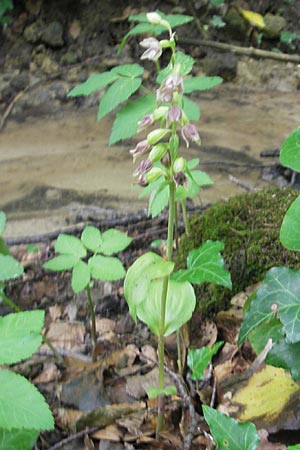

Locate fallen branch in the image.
[47,427,98,450]
[179,37,300,64]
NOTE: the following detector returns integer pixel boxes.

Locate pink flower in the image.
[173,171,188,188]
[181,124,201,148]
[167,104,182,123]
[133,158,153,178]
[138,114,154,131]
[129,140,149,162]
[140,37,162,61]
[157,73,184,103]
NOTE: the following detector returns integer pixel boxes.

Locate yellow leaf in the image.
[231,365,300,429]
[241,10,265,29]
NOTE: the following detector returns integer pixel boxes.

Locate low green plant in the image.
[0,0,13,26]
[43,225,132,361]
[69,11,232,436]
[0,211,54,450]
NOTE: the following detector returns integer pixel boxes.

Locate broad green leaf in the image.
[187,158,200,169]
[88,255,125,281]
[55,234,87,258]
[239,267,300,345]
[0,428,39,450]
[209,0,225,6]
[27,243,38,253]
[287,445,300,450]
[0,310,44,365]
[67,72,119,97]
[172,240,232,288]
[248,317,284,354]
[0,237,9,256]
[203,406,260,450]
[267,338,300,380]
[0,0,13,18]
[0,369,54,431]
[0,255,23,281]
[241,10,265,29]
[137,279,196,336]
[99,229,132,255]
[148,182,169,218]
[138,177,164,199]
[187,341,223,380]
[156,51,195,84]
[110,64,144,78]
[280,128,300,171]
[184,76,223,94]
[97,77,142,121]
[119,23,156,52]
[280,195,300,250]
[182,96,200,121]
[71,260,90,293]
[0,211,6,235]
[146,385,177,399]
[124,252,174,321]
[190,169,213,187]
[109,94,156,144]
[81,226,102,252]
[43,254,79,271]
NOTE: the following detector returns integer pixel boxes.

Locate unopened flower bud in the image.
[147,12,162,25]
[173,171,188,188]
[153,106,168,121]
[173,157,186,173]
[147,128,170,146]
[161,150,171,167]
[159,39,172,49]
[149,143,168,162]
[145,167,164,183]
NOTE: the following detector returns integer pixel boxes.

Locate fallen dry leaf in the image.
[45,321,86,352]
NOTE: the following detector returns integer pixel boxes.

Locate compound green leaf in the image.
[239,267,300,345]
[97,77,142,121]
[43,254,79,271]
[81,226,102,252]
[110,63,144,78]
[146,385,177,399]
[55,234,87,258]
[88,255,125,281]
[68,72,119,97]
[203,406,260,450]
[187,341,223,380]
[0,310,44,365]
[99,229,132,255]
[280,128,300,171]
[71,260,90,293]
[109,94,156,144]
[0,255,23,281]
[182,96,200,121]
[184,76,223,93]
[172,240,232,288]
[0,211,6,235]
[137,279,196,336]
[0,428,39,450]
[280,194,300,250]
[124,252,174,321]
[0,369,54,431]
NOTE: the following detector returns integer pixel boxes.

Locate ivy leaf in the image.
[182,96,200,121]
[97,77,142,121]
[280,194,300,250]
[137,279,196,336]
[148,181,169,218]
[43,254,79,271]
[0,428,39,450]
[0,255,23,281]
[55,234,87,258]
[0,211,6,235]
[88,255,126,281]
[71,260,90,293]
[110,63,144,78]
[187,341,223,380]
[99,229,132,255]
[81,226,102,252]
[0,310,44,365]
[239,267,300,345]
[280,128,300,171]
[0,369,54,431]
[248,317,284,354]
[203,406,260,450]
[109,94,156,144]
[184,76,223,93]
[172,240,232,288]
[68,72,119,97]
[267,338,300,381]
[124,252,174,321]
[146,385,177,399]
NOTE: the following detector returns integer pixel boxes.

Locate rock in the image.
[40,54,60,76]
[10,72,30,90]
[202,51,237,81]
[224,7,248,40]
[263,13,286,40]
[23,21,41,43]
[60,51,78,65]
[41,21,64,48]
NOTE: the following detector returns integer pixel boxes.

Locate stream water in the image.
[1,85,299,237]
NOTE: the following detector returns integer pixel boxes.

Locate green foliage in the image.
[280,128,300,171]
[0,429,39,450]
[44,226,132,293]
[183,76,223,94]
[187,341,223,380]
[146,385,177,399]
[0,0,13,25]
[209,0,225,7]
[203,406,260,450]
[210,15,226,28]
[287,445,300,450]
[280,31,300,50]
[0,255,24,281]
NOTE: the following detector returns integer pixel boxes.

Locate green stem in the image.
[156,181,176,436]
[181,199,190,236]
[176,329,182,374]
[0,293,21,312]
[86,284,97,361]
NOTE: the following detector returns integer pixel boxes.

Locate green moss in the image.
[176,188,300,317]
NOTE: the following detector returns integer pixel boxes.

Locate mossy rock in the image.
[176,188,300,318]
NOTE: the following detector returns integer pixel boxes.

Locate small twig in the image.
[228,174,254,192]
[47,427,98,450]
